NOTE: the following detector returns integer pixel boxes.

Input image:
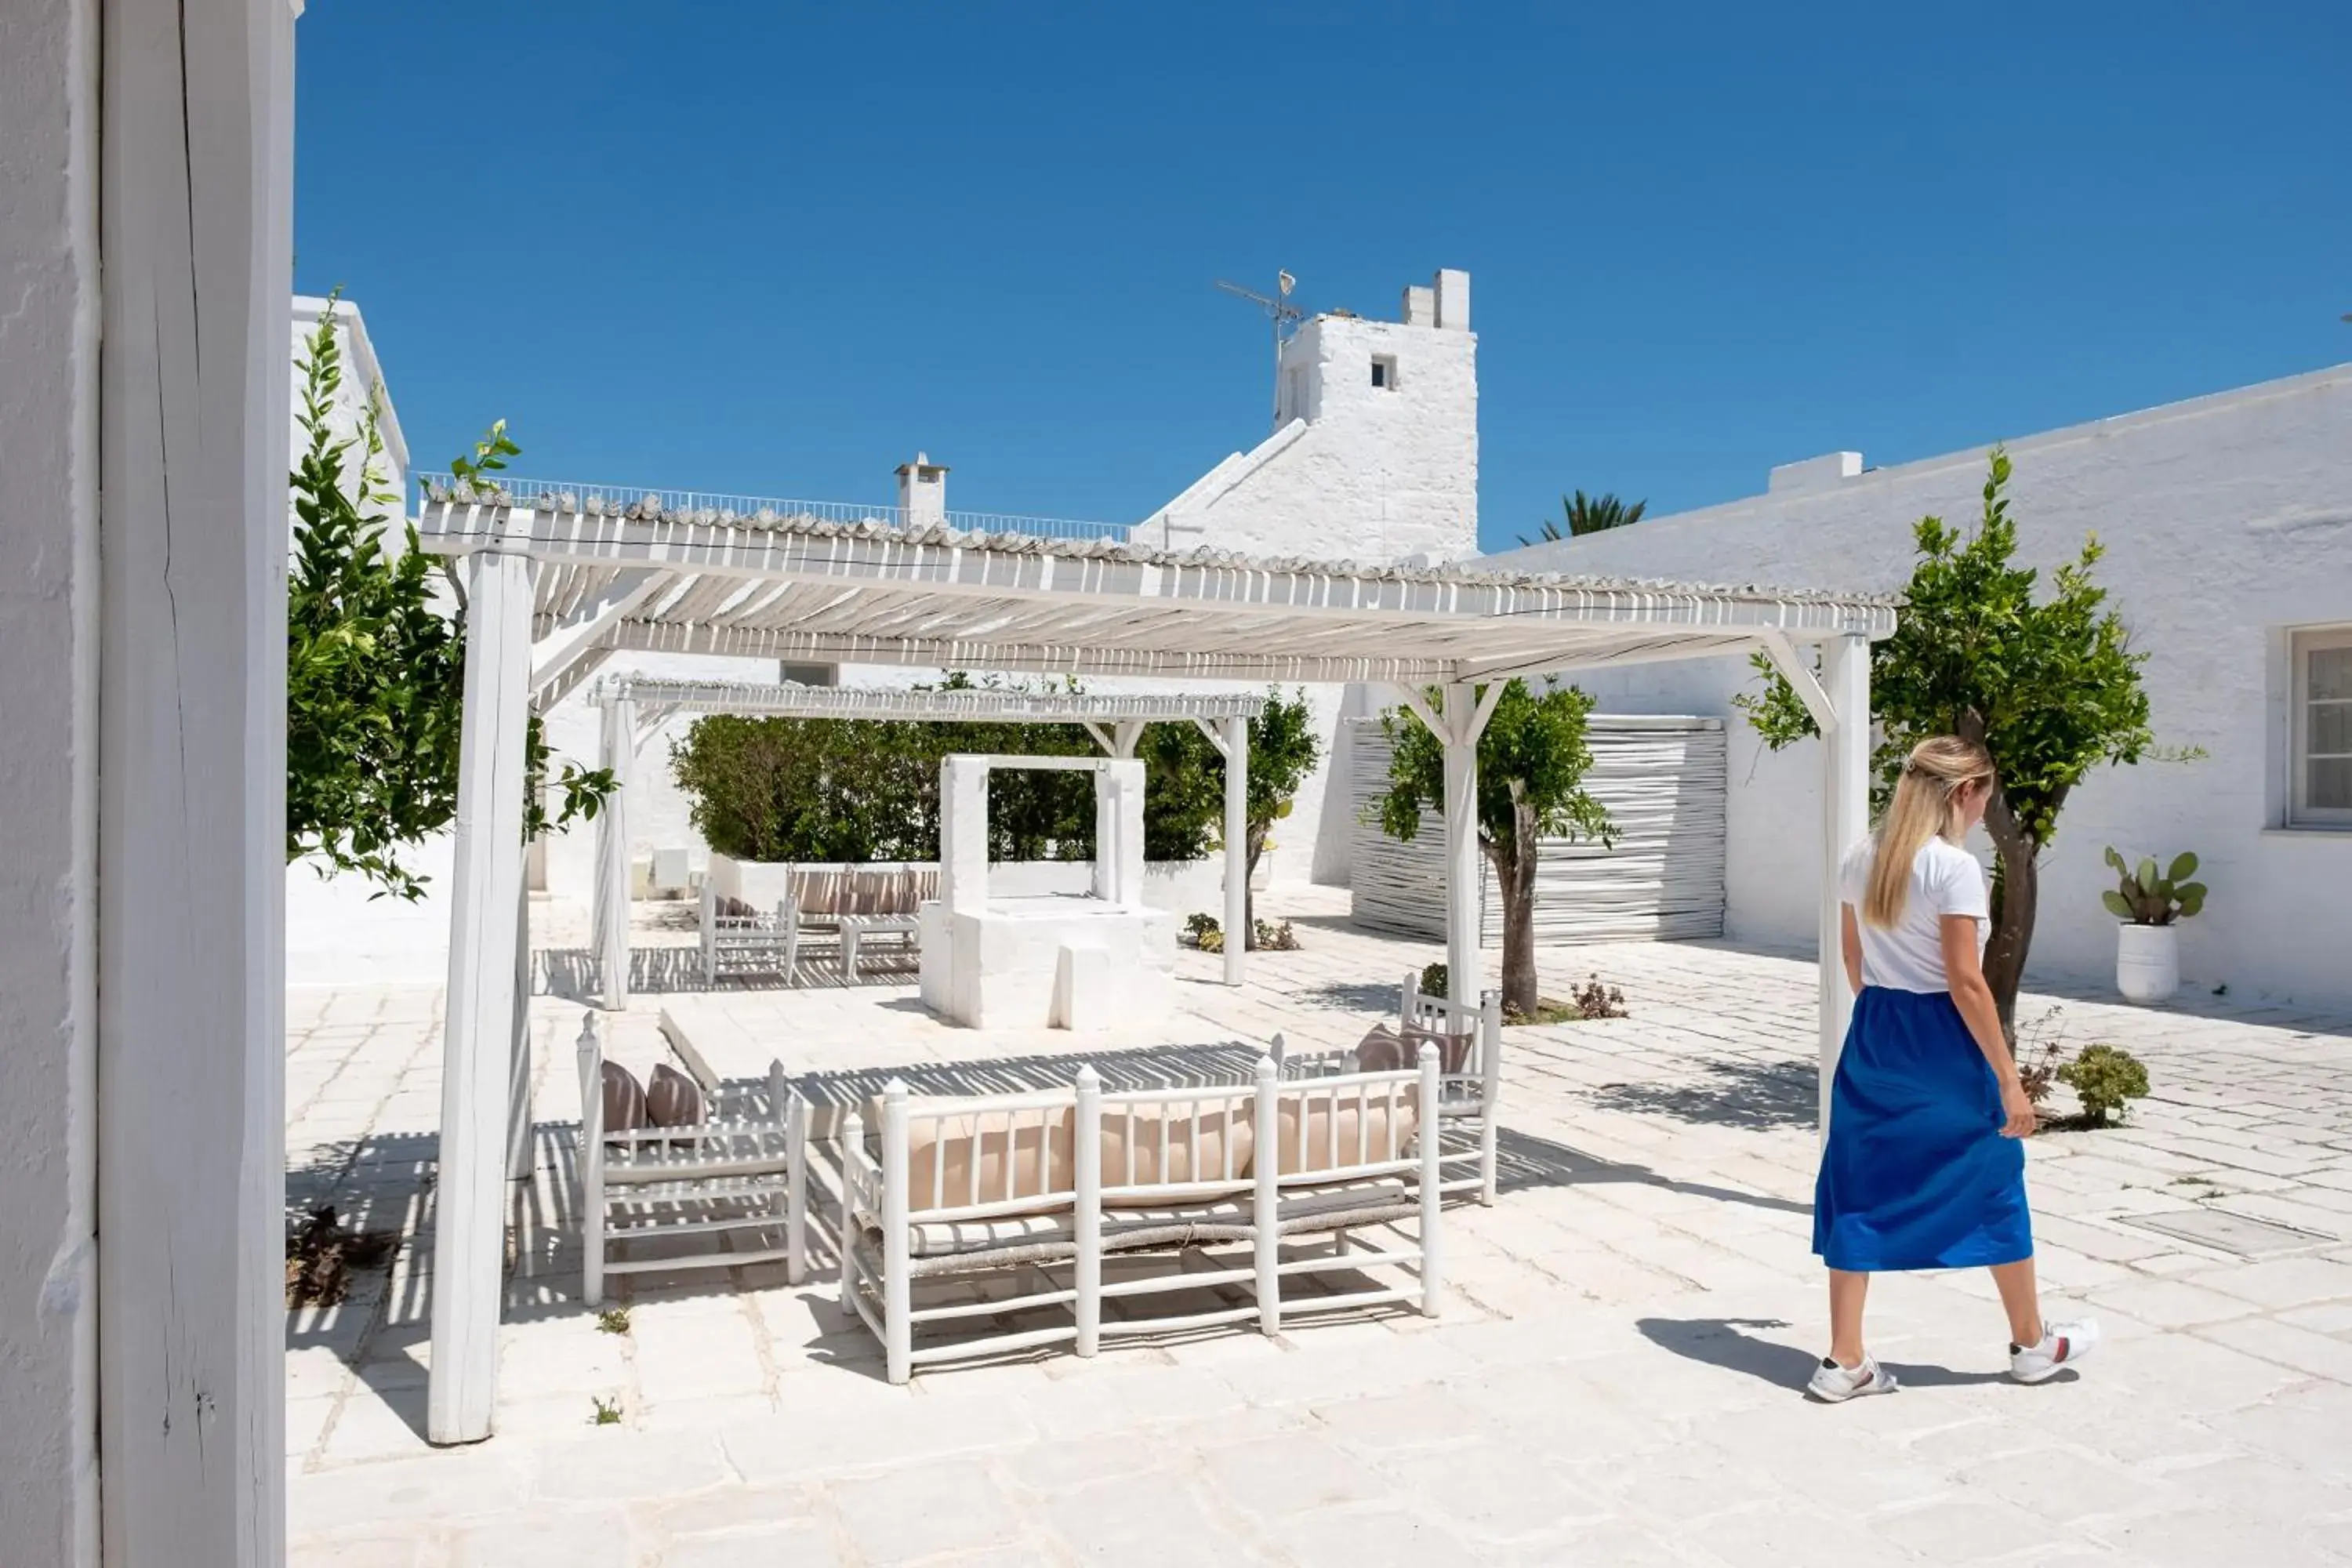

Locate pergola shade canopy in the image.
[416,499,1898,685]
[416,492,1891,1446]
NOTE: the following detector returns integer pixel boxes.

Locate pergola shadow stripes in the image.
[412,495,1895,1443]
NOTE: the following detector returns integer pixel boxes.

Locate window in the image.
[2292,626,2352,827]
[1370,355,1398,390]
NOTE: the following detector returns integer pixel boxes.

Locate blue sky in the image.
[296,2,2352,554]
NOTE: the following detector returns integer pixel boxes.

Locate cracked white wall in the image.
[0,0,102,1558]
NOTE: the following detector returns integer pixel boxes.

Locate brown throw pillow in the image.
[601,1062,647,1137]
[645,1062,706,1128]
[1400,1023,1477,1076]
[1354,1024,1407,1073]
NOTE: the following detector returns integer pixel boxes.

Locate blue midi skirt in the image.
[1813,985,2032,1272]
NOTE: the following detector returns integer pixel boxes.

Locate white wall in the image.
[0,0,101,1558]
[281,292,447,987]
[535,648,780,906]
[1138,270,1480,887]
[1487,365,2352,1009]
[289,294,408,526]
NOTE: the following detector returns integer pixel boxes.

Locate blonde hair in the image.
[1864,736,1996,928]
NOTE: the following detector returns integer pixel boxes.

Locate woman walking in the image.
[1809,735,2098,1402]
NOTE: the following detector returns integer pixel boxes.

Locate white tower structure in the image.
[1143,269,1480,885]
[1148,268,1477,564]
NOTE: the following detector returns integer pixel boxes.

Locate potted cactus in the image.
[2100,848,2206,1004]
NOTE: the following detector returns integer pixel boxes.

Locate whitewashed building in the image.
[1485,365,2352,1010]
[1134,270,1480,885]
[532,270,1485,923]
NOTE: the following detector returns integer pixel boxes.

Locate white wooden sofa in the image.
[574,1011,810,1304]
[1281,975,1504,1204]
[824,1044,1443,1382]
[699,864,941,983]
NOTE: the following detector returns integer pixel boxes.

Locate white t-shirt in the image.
[1838,833,1991,994]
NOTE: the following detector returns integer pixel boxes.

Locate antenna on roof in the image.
[1215,272,1305,432]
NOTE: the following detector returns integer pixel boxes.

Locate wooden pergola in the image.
[583,675,1272,1006]
[412,490,1896,1443]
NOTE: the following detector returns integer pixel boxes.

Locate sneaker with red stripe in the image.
[2010,1317,2100,1384]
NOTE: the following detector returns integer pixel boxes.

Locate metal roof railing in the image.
[415,475,1134,543]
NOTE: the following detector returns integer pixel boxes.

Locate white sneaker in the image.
[1808,1355,1898,1403]
[2010,1318,2100,1384]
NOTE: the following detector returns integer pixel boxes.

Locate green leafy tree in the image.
[1519,489,1647,546]
[1134,689,1320,946]
[1735,449,2159,1037]
[1374,680,1614,1012]
[671,684,1318,924]
[286,300,609,899]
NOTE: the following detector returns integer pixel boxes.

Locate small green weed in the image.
[596,1307,631,1335]
[2057,1044,2152,1126]
[590,1396,624,1426]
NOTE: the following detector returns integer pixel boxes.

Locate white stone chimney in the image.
[1767,452,1864,495]
[895,452,949,528]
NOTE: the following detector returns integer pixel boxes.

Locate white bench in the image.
[574,1011,809,1304]
[823,1043,1443,1383]
[1281,975,1504,1204]
[699,865,940,983]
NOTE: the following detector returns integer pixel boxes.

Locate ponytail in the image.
[1864,736,1995,928]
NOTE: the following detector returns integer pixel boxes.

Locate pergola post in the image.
[428,527,535,1445]
[1818,635,1872,1137]
[55,0,299,1556]
[1221,713,1248,985]
[594,693,634,1010]
[1439,684,1483,1007]
[507,879,534,1183]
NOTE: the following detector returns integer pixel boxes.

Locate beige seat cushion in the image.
[891,1177,1415,1262]
[1097,1102,1256,1205]
[866,1098,1078,1214]
[1272,1090,1420,1177]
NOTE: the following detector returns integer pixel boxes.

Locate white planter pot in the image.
[2115,922,2180,1004]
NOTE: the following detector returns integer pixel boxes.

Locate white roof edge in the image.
[292,294,411,475]
[590,677,1270,720]
[1487,358,2352,561]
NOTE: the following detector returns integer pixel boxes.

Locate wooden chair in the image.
[575,1011,807,1305]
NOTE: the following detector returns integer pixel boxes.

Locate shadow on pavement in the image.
[1637,1316,2017,1392]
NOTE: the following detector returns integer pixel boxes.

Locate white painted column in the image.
[941,756,988,913]
[1818,635,1872,1136]
[507,880,535,1182]
[75,1,296,1562]
[1091,764,1116,902]
[428,524,535,1445]
[593,694,633,1010]
[1222,713,1249,985]
[1441,684,1482,1006]
[1109,759,1146,907]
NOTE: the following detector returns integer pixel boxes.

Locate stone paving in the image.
[285,889,2352,1566]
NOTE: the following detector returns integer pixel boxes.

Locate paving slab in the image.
[285,888,2352,1566]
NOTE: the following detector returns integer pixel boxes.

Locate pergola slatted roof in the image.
[416,498,1898,685]
[413,489,1889,1443]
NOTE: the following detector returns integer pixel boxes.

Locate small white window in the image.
[2292,626,2352,827]
[1370,355,1399,390]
